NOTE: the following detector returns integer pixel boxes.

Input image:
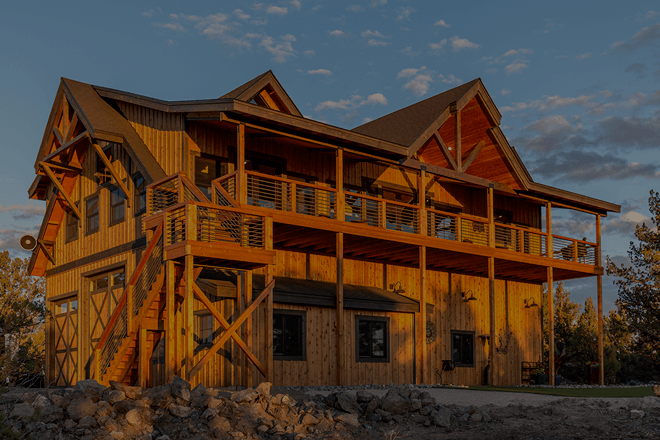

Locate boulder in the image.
[375,408,392,423]
[114,399,149,414]
[255,382,272,397]
[431,407,452,428]
[230,388,258,403]
[381,391,413,415]
[335,413,360,427]
[32,394,51,410]
[126,408,150,427]
[77,415,96,428]
[334,392,362,415]
[171,376,191,402]
[74,379,106,401]
[109,381,142,400]
[142,385,173,408]
[190,383,207,400]
[630,409,644,419]
[169,404,192,418]
[300,414,319,426]
[356,390,376,403]
[208,415,232,432]
[67,395,97,421]
[103,389,126,404]
[653,385,660,397]
[9,403,35,419]
[40,404,64,423]
[364,397,380,414]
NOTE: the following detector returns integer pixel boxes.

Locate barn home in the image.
[28,71,619,389]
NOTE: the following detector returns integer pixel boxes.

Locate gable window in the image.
[273,310,306,360]
[86,195,99,234]
[133,173,146,215]
[356,316,389,363]
[66,203,79,242]
[96,145,112,185]
[451,330,475,367]
[109,186,125,226]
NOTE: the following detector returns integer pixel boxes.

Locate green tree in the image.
[0,251,46,380]
[607,190,660,371]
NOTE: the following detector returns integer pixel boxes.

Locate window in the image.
[96,146,112,185]
[86,195,99,234]
[356,316,389,363]
[273,310,306,360]
[66,203,79,242]
[109,186,125,225]
[133,173,146,215]
[451,330,475,367]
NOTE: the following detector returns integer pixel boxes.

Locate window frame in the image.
[108,185,126,227]
[355,315,390,363]
[65,202,80,243]
[95,144,113,186]
[85,193,100,235]
[132,172,147,216]
[273,309,306,361]
[451,330,476,367]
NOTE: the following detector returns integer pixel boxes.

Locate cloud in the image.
[368,39,390,47]
[502,48,532,57]
[308,69,332,75]
[593,115,660,150]
[624,63,647,79]
[505,60,529,75]
[434,19,449,27]
[233,9,251,20]
[370,0,386,7]
[361,30,388,39]
[403,74,433,97]
[266,5,288,15]
[396,7,415,21]
[304,50,315,57]
[529,151,660,182]
[603,210,651,236]
[610,23,660,53]
[0,226,40,255]
[142,9,161,17]
[501,89,511,96]
[439,74,461,85]
[259,34,296,62]
[315,93,388,111]
[400,46,419,57]
[290,0,301,10]
[450,36,480,51]
[397,67,424,78]
[551,212,595,238]
[576,52,591,59]
[153,22,185,32]
[0,204,46,221]
[429,39,447,51]
[329,30,345,37]
[347,5,364,12]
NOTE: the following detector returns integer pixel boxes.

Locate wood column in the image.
[455,110,462,171]
[488,256,495,385]
[139,328,148,388]
[418,246,427,384]
[336,149,344,221]
[546,202,555,386]
[243,271,253,387]
[419,169,427,236]
[165,260,176,382]
[596,214,604,385]
[487,185,494,248]
[336,232,344,385]
[265,264,274,383]
[183,255,194,381]
[237,123,247,205]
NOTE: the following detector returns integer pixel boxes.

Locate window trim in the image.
[108,184,126,227]
[65,202,80,243]
[273,309,306,361]
[85,193,100,236]
[355,315,390,363]
[451,330,476,368]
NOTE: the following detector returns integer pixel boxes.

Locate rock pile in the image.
[1,377,362,440]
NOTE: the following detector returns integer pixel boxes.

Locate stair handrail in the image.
[147,171,211,216]
[95,221,164,382]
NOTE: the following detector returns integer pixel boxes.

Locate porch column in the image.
[597,214,604,385]
[242,271,253,387]
[183,254,194,381]
[487,185,494,247]
[417,246,427,384]
[336,149,344,221]
[546,202,555,386]
[336,232,344,385]
[488,256,495,385]
[237,123,247,205]
[265,264,274,383]
[419,168,427,236]
[165,260,176,382]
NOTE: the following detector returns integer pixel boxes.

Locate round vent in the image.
[20,235,37,251]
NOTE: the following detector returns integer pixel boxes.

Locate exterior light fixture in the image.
[461,290,477,302]
[390,281,406,294]
[524,298,539,309]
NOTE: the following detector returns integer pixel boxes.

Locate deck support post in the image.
[596,214,604,385]
[488,256,496,386]
[546,202,555,386]
[139,328,148,388]
[165,260,176,382]
[242,271,253,387]
[455,110,462,171]
[237,123,247,205]
[336,149,344,221]
[487,185,494,248]
[265,265,274,383]
[336,232,344,386]
[419,169,427,236]
[183,254,194,381]
[417,246,427,384]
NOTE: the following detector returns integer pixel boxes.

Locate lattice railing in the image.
[95,222,164,383]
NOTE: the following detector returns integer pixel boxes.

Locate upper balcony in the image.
[145,171,601,284]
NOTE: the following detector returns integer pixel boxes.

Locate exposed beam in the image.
[64,113,79,144]
[434,133,457,171]
[462,140,485,172]
[52,126,64,147]
[455,111,462,171]
[93,143,132,207]
[39,162,82,219]
[38,240,56,266]
[44,161,82,173]
[42,132,91,163]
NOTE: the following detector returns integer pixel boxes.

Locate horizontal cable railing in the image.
[384,200,419,234]
[459,217,489,246]
[345,192,382,227]
[147,172,211,215]
[552,235,597,265]
[214,171,237,201]
[427,209,459,241]
[494,224,547,257]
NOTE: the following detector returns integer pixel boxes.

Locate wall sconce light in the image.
[461,290,477,302]
[390,281,406,294]
[524,298,539,309]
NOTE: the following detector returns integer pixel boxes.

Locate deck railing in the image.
[494,223,547,256]
[552,235,597,265]
[147,172,210,216]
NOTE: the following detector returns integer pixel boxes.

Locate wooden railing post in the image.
[596,214,604,385]
[187,204,197,242]
[419,168,427,236]
[546,202,553,259]
[487,185,495,247]
[265,217,273,251]
[336,149,345,221]
[573,239,578,262]
[380,200,386,229]
[291,182,297,214]
[237,124,247,205]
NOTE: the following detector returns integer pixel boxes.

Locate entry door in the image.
[89,269,125,354]
[54,297,78,386]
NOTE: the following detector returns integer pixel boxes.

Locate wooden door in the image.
[89,269,125,355]
[54,297,78,386]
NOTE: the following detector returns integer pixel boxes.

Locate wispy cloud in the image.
[429,40,447,51]
[0,204,45,221]
[576,52,592,59]
[439,74,461,85]
[316,93,388,111]
[153,22,186,32]
[397,66,434,97]
[450,36,480,51]
[505,60,529,75]
[434,19,449,27]
[370,0,386,7]
[396,7,415,21]
[266,6,288,16]
[329,30,346,37]
[347,5,364,12]
[362,30,390,47]
[260,34,296,62]
[501,89,511,96]
[233,9,250,20]
[308,69,332,75]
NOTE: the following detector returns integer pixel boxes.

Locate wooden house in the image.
[28,71,619,389]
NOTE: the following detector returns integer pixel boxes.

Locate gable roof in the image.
[219,70,302,117]
[351,79,480,147]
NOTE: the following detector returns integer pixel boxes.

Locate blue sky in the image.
[1,1,659,312]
